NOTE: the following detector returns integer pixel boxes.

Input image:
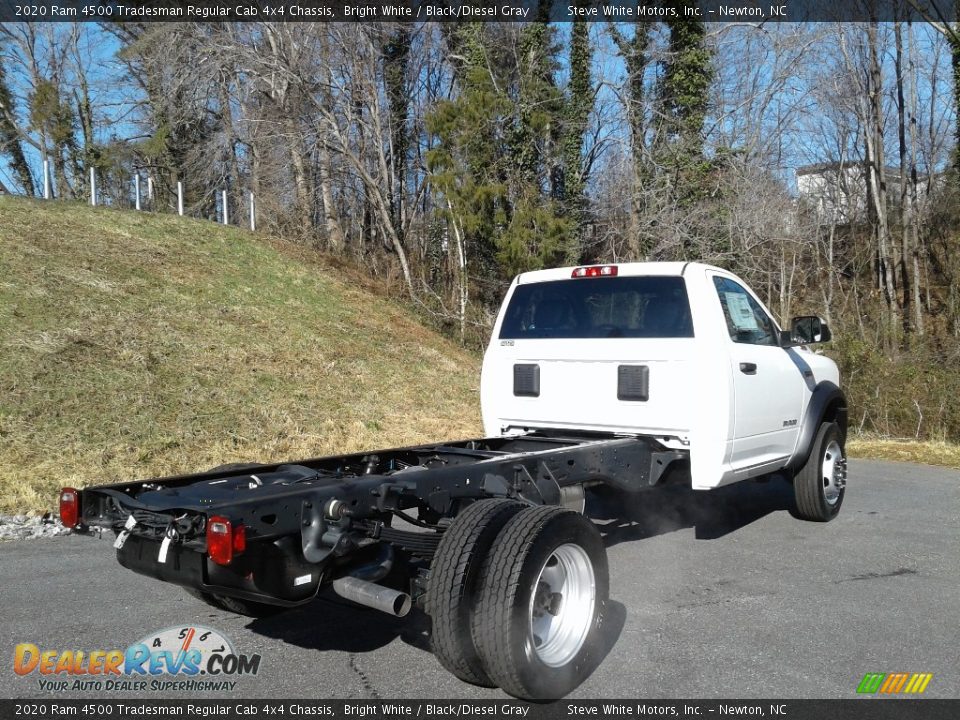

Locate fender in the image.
[786,381,848,473]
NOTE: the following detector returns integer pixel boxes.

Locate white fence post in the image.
[134,174,141,211]
[221,189,229,225]
[177,181,184,216]
[147,176,154,208]
[249,192,256,232]
[43,159,51,199]
[89,167,97,206]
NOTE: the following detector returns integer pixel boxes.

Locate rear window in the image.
[498,276,694,339]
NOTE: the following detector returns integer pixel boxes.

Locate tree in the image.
[0,57,34,195]
[382,24,413,245]
[559,18,593,261]
[607,21,654,257]
[894,20,925,337]
[427,24,509,341]
[500,16,573,276]
[657,4,713,201]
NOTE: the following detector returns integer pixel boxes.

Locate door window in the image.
[712,276,779,346]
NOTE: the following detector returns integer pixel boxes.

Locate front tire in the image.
[793,421,846,522]
[471,506,609,700]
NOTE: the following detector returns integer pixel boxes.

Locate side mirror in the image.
[784,315,832,346]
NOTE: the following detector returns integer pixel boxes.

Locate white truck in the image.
[64,262,847,700]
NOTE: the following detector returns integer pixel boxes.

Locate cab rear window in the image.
[498,276,694,339]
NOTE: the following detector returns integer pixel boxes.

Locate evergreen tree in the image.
[608,22,655,259]
[382,26,412,239]
[607,22,653,174]
[0,61,34,196]
[658,3,713,201]
[499,13,574,276]
[427,22,509,336]
[430,20,574,286]
[559,18,593,263]
[29,79,80,199]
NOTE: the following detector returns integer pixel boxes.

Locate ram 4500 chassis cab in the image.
[62,262,848,700]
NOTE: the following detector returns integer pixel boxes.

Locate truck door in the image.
[710,274,804,473]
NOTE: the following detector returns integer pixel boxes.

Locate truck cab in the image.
[481,262,846,491]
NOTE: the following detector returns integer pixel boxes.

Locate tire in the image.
[183,588,284,618]
[471,506,609,700]
[426,498,525,687]
[793,421,847,522]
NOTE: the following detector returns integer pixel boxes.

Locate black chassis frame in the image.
[78,430,683,608]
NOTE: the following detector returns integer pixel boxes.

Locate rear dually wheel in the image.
[471,505,609,700]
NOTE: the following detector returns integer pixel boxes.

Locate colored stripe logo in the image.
[857,672,933,694]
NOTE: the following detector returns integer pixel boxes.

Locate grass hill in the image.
[0,197,482,513]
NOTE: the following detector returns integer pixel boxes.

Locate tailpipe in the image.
[332,576,411,617]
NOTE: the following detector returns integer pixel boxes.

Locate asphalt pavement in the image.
[1,459,956,700]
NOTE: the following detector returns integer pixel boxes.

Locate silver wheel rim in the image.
[822,439,846,506]
[528,543,596,668]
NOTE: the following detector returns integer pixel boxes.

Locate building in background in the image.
[796,161,941,226]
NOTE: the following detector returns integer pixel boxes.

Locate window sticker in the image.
[724,291,759,330]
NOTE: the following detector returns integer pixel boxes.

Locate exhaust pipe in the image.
[332,576,411,617]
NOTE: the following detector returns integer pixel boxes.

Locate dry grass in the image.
[0,197,482,513]
[847,437,960,469]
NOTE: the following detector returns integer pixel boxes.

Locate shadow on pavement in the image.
[246,590,627,661]
[246,590,418,654]
[245,476,779,684]
[590,474,796,546]
[592,598,626,676]
[245,566,628,692]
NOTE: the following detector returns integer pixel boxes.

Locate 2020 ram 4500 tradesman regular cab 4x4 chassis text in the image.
[62,262,848,700]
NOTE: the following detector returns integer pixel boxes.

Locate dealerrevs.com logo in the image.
[13,625,262,692]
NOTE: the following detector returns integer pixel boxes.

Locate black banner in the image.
[2,700,959,720]
[0,0,958,24]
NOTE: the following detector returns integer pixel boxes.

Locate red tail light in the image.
[571,265,618,278]
[232,523,246,554]
[59,488,81,529]
[207,515,246,565]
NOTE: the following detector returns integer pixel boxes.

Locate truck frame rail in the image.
[73,431,682,610]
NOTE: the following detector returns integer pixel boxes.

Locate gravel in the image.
[0,513,72,541]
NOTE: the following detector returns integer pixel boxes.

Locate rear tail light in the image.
[206,515,246,565]
[232,523,246,554]
[571,265,618,278]
[59,488,81,529]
